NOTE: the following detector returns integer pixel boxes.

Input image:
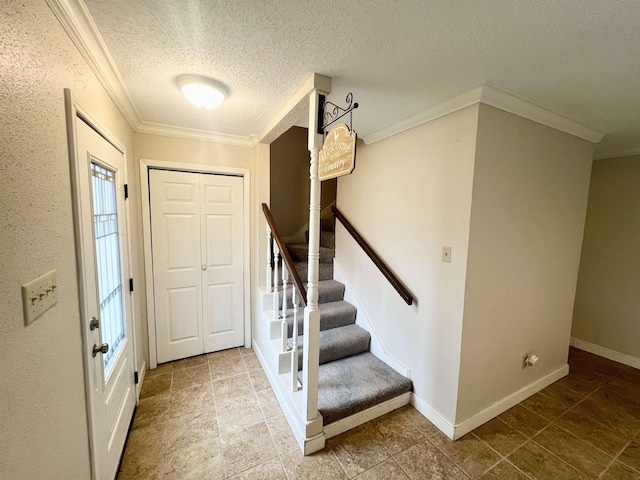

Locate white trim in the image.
[258,74,332,145]
[252,334,326,454]
[571,337,640,369]
[363,83,605,145]
[452,364,569,439]
[136,360,146,401]
[410,394,456,439]
[479,84,604,144]
[594,147,640,160]
[47,0,258,148]
[363,85,485,145]
[136,121,257,148]
[332,258,410,378]
[410,364,569,441]
[324,392,411,439]
[48,0,140,130]
[139,158,252,369]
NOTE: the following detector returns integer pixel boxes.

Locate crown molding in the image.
[593,147,640,160]
[137,122,258,148]
[480,84,604,144]
[258,73,332,145]
[363,86,484,145]
[47,0,141,129]
[363,83,605,145]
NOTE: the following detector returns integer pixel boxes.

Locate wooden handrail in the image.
[262,203,307,307]
[331,206,414,305]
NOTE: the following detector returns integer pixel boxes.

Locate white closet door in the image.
[150,169,203,363]
[200,174,244,352]
[150,169,244,364]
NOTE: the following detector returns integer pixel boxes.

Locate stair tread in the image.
[283,279,345,307]
[299,352,412,426]
[286,300,357,335]
[288,324,371,368]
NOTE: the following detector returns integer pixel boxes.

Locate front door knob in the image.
[92,343,109,357]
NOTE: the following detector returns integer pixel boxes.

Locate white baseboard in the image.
[252,338,326,454]
[136,360,146,401]
[571,337,640,369]
[410,365,569,440]
[332,258,410,378]
[410,394,456,439]
[452,364,569,439]
[324,392,411,439]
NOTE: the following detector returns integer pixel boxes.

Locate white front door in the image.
[149,169,244,364]
[74,117,136,479]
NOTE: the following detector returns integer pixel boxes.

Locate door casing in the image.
[139,158,251,369]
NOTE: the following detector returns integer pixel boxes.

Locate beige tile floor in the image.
[118,347,640,479]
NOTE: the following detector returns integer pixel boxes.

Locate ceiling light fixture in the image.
[176,75,228,110]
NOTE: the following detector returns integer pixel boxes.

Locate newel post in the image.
[302,90,323,427]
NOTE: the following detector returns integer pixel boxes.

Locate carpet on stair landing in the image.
[300,351,413,425]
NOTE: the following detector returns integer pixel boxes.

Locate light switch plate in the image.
[22,269,58,325]
[442,246,452,263]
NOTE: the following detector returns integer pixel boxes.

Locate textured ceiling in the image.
[84,0,640,156]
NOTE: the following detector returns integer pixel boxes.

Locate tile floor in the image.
[118,347,640,479]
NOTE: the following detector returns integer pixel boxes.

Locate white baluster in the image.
[266,227,272,293]
[281,266,289,353]
[272,244,280,323]
[291,287,300,392]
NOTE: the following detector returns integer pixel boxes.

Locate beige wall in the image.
[270,127,336,237]
[336,105,480,423]
[456,104,593,423]
[0,2,135,478]
[134,132,262,354]
[572,154,640,360]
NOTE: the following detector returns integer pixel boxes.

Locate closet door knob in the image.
[202,265,207,271]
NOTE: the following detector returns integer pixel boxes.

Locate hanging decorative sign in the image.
[319,123,357,181]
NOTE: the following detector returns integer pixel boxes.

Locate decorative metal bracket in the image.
[318,93,359,137]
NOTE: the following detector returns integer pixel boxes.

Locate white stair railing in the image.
[262,203,308,398]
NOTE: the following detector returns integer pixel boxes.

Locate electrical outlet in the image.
[442,246,452,263]
[22,269,58,325]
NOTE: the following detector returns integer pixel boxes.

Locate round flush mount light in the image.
[176,75,228,110]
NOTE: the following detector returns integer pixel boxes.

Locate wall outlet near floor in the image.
[442,246,452,263]
[22,269,58,326]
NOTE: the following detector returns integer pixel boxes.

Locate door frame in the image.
[140,158,252,369]
[64,89,139,479]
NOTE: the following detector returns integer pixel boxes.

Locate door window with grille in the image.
[91,162,125,375]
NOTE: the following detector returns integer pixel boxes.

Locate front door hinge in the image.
[134,371,139,384]
[129,278,134,292]
[124,184,129,200]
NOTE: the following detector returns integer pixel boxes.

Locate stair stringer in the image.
[332,257,411,379]
[254,305,326,455]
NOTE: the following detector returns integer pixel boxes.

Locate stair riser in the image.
[282,284,345,308]
[287,312,356,337]
[289,245,334,264]
[321,231,335,249]
[293,334,371,370]
[294,262,334,282]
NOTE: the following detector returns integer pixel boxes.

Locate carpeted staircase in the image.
[284,217,412,426]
